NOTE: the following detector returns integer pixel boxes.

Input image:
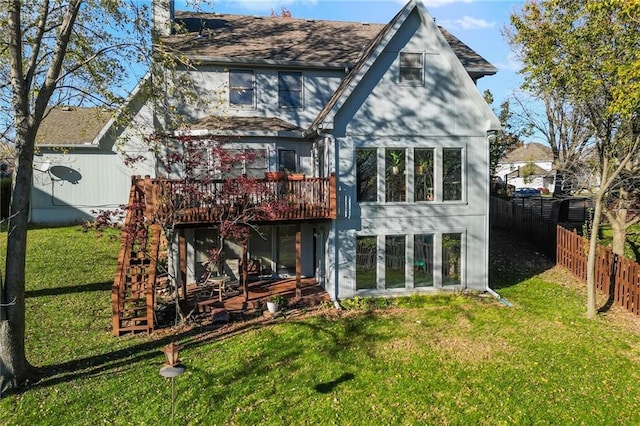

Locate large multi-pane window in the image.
[414,234,434,287]
[356,148,378,202]
[386,148,406,202]
[356,147,463,203]
[229,69,254,107]
[278,71,303,108]
[399,52,423,84]
[385,235,405,289]
[356,232,462,290]
[356,236,377,290]
[443,148,462,201]
[442,233,461,285]
[414,148,434,201]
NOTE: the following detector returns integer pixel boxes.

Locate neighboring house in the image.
[495,142,555,192]
[32,0,500,333]
[33,105,155,224]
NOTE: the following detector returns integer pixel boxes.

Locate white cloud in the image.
[495,53,523,72]
[438,15,496,30]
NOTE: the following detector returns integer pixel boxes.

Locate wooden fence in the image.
[556,226,640,316]
[490,197,558,259]
[491,196,640,316]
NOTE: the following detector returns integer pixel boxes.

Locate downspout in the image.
[486,287,513,307]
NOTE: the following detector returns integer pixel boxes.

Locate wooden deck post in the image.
[179,232,187,300]
[329,173,337,219]
[242,240,249,302]
[296,228,302,298]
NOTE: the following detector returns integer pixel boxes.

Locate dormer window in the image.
[278,71,303,108]
[229,69,255,107]
[399,52,423,84]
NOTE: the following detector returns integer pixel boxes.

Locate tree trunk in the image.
[610,219,627,257]
[586,194,604,319]
[607,186,629,258]
[0,125,38,392]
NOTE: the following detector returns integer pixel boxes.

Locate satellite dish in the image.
[37,162,51,172]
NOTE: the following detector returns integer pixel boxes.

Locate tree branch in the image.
[32,0,82,124]
[24,0,50,93]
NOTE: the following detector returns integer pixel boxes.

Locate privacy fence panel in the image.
[556,226,640,316]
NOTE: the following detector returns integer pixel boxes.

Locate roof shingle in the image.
[36,107,111,146]
[161,12,496,75]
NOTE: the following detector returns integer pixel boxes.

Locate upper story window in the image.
[356,148,378,202]
[443,148,463,201]
[356,147,465,204]
[278,149,297,173]
[399,52,423,84]
[386,148,406,202]
[278,71,303,108]
[415,148,434,201]
[226,149,267,178]
[229,69,255,107]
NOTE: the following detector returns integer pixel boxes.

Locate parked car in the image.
[514,187,541,198]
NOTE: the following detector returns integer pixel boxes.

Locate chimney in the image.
[152,0,175,37]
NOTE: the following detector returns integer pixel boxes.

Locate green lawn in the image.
[2,226,640,424]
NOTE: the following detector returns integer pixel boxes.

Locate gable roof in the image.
[505,163,551,178]
[311,0,501,132]
[502,143,553,163]
[161,7,496,76]
[36,107,112,146]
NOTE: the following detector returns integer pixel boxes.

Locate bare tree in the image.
[508,0,640,318]
[0,0,151,393]
[483,89,527,176]
[508,92,593,196]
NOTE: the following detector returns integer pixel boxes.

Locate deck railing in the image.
[139,174,337,225]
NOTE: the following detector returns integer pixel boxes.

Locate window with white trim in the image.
[443,148,463,201]
[229,69,255,107]
[385,235,406,289]
[278,71,303,108]
[414,234,434,287]
[442,233,462,286]
[414,149,434,201]
[356,148,378,202]
[399,52,423,84]
[386,148,406,202]
[356,236,377,290]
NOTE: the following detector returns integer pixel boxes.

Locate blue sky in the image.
[180,0,526,106]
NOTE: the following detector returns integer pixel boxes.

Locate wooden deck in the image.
[183,277,330,316]
[140,174,337,225]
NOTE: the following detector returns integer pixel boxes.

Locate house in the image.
[32,0,500,334]
[495,142,555,193]
[32,104,156,224]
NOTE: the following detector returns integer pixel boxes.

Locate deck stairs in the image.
[112,177,160,336]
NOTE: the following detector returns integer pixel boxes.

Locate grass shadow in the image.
[13,308,383,397]
[489,228,555,290]
[26,281,112,298]
[314,372,355,393]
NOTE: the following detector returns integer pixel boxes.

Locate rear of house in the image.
[32,1,499,333]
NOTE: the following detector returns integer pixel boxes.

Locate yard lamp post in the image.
[159,342,186,426]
